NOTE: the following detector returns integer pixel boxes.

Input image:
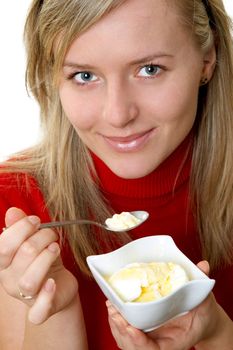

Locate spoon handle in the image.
[39,219,104,230]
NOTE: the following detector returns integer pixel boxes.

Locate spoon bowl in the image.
[39,210,149,232]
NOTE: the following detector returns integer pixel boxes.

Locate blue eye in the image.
[138,65,161,77]
[73,71,98,84]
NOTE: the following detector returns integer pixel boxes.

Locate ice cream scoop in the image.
[107,261,189,302]
[105,211,147,231]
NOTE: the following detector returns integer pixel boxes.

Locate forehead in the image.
[63,0,193,64]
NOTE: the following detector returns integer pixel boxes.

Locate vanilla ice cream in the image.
[107,262,189,302]
[105,212,141,230]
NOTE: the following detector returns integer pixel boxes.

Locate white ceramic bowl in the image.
[86,235,215,331]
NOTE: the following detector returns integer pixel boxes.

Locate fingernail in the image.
[126,326,135,338]
[48,242,60,254]
[28,314,40,325]
[28,216,40,226]
[110,315,118,322]
[44,278,56,293]
[106,300,111,307]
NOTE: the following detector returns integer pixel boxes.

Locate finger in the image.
[5,207,27,227]
[106,301,121,318]
[125,326,159,350]
[106,301,159,350]
[18,242,60,299]
[107,302,131,336]
[109,313,158,350]
[0,216,41,269]
[107,301,126,349]
[108,310,124,349]
[28,228,58,248]
[11,228,58,273]
[28,278,56,324]
[197,260,210,275]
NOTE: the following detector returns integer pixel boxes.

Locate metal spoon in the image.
[39,210,149,232]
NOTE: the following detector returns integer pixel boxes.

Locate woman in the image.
[0,0,232,349]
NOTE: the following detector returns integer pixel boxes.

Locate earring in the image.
[200,77,208,86]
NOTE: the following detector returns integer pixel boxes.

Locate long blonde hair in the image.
[187,0,233,269]
[2,0,233,274]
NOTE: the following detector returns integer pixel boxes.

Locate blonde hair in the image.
[2,0,233,274]
[183,0,233,268]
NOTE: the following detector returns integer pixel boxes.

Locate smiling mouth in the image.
[102,129,155,152]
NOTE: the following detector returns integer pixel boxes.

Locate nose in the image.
[102,79,139,128]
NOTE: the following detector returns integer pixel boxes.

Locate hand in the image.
[0,207,78,325]
[106,261,224,350]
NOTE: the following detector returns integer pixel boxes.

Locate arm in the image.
[0,285,26,350]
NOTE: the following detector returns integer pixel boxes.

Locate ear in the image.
[201,44,216,81]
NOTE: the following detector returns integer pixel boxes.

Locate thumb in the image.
[197,260,210,276]
[5,207,27,228]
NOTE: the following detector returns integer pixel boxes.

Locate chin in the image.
[109,163,156,179]
[99,151,166,179]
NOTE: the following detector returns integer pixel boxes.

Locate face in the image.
[59,0,212,179]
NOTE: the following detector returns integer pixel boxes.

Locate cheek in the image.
[149,81,199,125]
[59,87,100,129]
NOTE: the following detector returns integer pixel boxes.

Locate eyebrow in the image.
[127,53,174,66]
[63,53,174,70]
[63,62,96,70]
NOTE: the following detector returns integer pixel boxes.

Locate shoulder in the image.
[0,170,40,197]
[0,171,51,225]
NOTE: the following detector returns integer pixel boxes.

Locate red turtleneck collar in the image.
[91,132,193,199]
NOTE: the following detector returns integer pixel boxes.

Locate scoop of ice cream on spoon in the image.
[105,211,148,231]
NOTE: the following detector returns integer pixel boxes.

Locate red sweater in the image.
[0,137,232,349]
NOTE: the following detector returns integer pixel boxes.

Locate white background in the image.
[0,1,233,161]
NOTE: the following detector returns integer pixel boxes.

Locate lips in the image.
[102,129,155,152]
